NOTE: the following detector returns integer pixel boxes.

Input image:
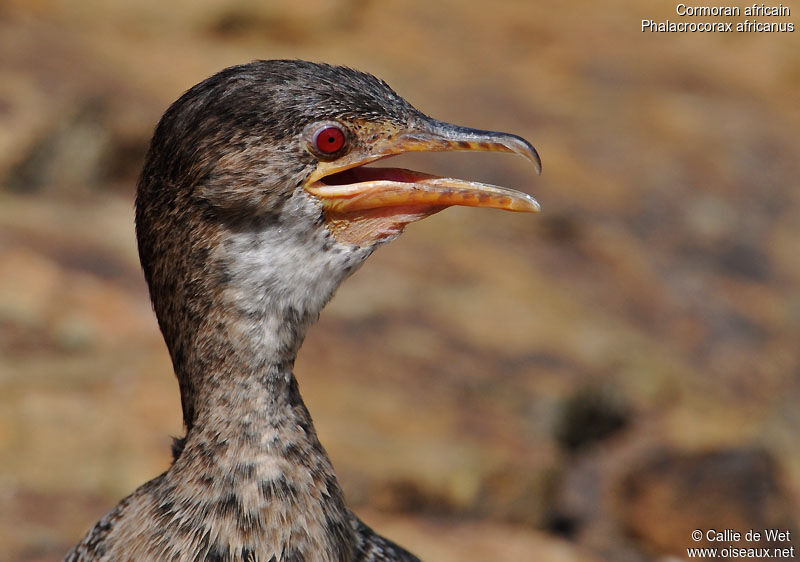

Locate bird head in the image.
[139,59,539,241]
[135,60,541,395]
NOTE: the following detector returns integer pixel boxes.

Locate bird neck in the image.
[143,213,375,558]
[176,357,332,493]
[166,347,356,560]
[177,302,315,435]
[167,215,366,425]
[135,191,376,555]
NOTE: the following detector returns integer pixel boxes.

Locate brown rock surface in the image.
[1,1,798,560]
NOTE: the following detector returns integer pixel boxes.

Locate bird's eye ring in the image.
[307,122,349,159]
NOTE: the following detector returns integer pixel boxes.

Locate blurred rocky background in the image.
[1,1,798,561]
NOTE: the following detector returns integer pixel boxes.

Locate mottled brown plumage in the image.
[66,60,540,561]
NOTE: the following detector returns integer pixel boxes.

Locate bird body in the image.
[66,60,540,561]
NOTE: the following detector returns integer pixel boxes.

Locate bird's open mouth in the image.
[307,166,540,214]
[303,119,541,244]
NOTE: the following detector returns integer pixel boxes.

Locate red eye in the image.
[313,126,346,154]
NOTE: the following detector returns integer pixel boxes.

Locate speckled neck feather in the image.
[66,60,422,562]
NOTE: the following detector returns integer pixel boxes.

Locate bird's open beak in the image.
[304,119,541,244]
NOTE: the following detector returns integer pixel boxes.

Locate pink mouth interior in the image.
[320,167,431,186]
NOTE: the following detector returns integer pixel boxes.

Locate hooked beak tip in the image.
[424,119,542,175]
